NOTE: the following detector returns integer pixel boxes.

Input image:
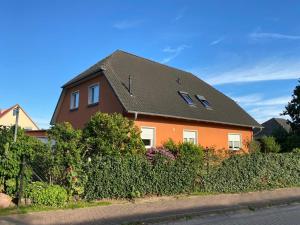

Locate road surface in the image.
[155,203,300,225]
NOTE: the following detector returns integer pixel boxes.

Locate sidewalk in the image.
[1,188,300,225]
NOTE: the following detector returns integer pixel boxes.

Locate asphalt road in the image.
[156,203,300,225]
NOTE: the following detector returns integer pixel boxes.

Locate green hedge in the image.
[202,153,300,193]
[84,155,200,199]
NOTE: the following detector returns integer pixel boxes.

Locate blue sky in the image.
[1,0,299,128]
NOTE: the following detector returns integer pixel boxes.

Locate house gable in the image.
[0,104,39,130]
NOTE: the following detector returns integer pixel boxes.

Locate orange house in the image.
[51,50,261,151]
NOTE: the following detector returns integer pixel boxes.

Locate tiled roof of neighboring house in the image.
[254,118,291,138]
[52,50,261,128]
[0,104,18,118]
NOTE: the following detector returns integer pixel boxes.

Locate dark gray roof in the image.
[254,118,291,137]
[61,50,261,128]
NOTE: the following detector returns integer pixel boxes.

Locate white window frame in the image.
[88,83,100,105]
[228,133,242,150]
[141,126,156,148]
[70,90,80,110]
[183,129,198,145]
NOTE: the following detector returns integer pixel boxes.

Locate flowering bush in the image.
[146,147,175,162]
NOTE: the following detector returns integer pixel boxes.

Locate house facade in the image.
[51,50,261,151]
[0,104,39,130]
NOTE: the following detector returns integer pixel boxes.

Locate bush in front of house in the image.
[259,136,281,153]
[83,112,146,157]
[25,182,68,207]
[202,152,300,193]
[84,153,200,200]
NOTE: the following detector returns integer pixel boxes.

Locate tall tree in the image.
[283,80,300,134]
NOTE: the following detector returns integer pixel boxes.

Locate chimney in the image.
[129,75,133,96]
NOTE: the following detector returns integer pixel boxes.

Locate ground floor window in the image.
[228,134,241,150]
[141,127,155,148]
[183,130,197,144]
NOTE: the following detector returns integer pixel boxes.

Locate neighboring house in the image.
[26,130,48,143]
[51,50,261,151]
[0,104,39,130]
[254,118,291,139]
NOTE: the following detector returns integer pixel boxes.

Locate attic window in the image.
[196,95,212,109]
[179,91,194,105]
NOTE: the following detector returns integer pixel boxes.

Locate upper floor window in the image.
[196,95,212,109]
[88,84,100,105]
[228,134,241,150]
[179,91,194,105]
[70,91,79,109]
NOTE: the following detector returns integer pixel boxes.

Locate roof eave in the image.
[128,110,263,129]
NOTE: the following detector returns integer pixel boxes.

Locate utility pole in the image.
[13,106,23,207]
[13,106,20,142]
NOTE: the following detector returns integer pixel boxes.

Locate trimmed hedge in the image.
[202,153,300,193]
[84,155,200,199]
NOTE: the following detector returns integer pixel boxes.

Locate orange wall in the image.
[55,74,124,128]
[133,115,253,151]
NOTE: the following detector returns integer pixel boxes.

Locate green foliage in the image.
[292,148,300,153]
[44,122,85,197]
[247,139,261,153]
[25,182,68,207]
[202,152,300,193]
[84,155,199,199]
[163,139,178,155]
[283,80,300,134]
[0,126,45,196]
[83,113,145,156]
[177,142,204,162]
[163,139,204,162]
[259,136,281,153]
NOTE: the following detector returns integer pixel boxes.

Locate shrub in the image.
[247,140,261,153]
[202,152,300,193]
[163,140,204,162]
[146,147,175,162]
[25,182,68,206]
[259,136,281,153]
[0,126,46,196]
[46,122,85,197]
[83,113,145,157]
[84,154,199,199]
[292,148,300,153]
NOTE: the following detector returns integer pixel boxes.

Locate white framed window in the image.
[228,134,241,150]
[70,91,79,109]
[183,130,198,144]
[141,127,155,148]
[88,84,100,105]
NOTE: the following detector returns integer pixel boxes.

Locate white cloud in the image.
[161,45,189,63]
[210,37,225,46]
[199,58,300,85]
[230,94,290,123]
[174,7,187,21]
[113,20,143,29]
[248,106,288,123]
[232,94,291,107]
[249,32,300,41]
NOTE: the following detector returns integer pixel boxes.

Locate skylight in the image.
[179,91,194,105]
[196,95,212,109]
